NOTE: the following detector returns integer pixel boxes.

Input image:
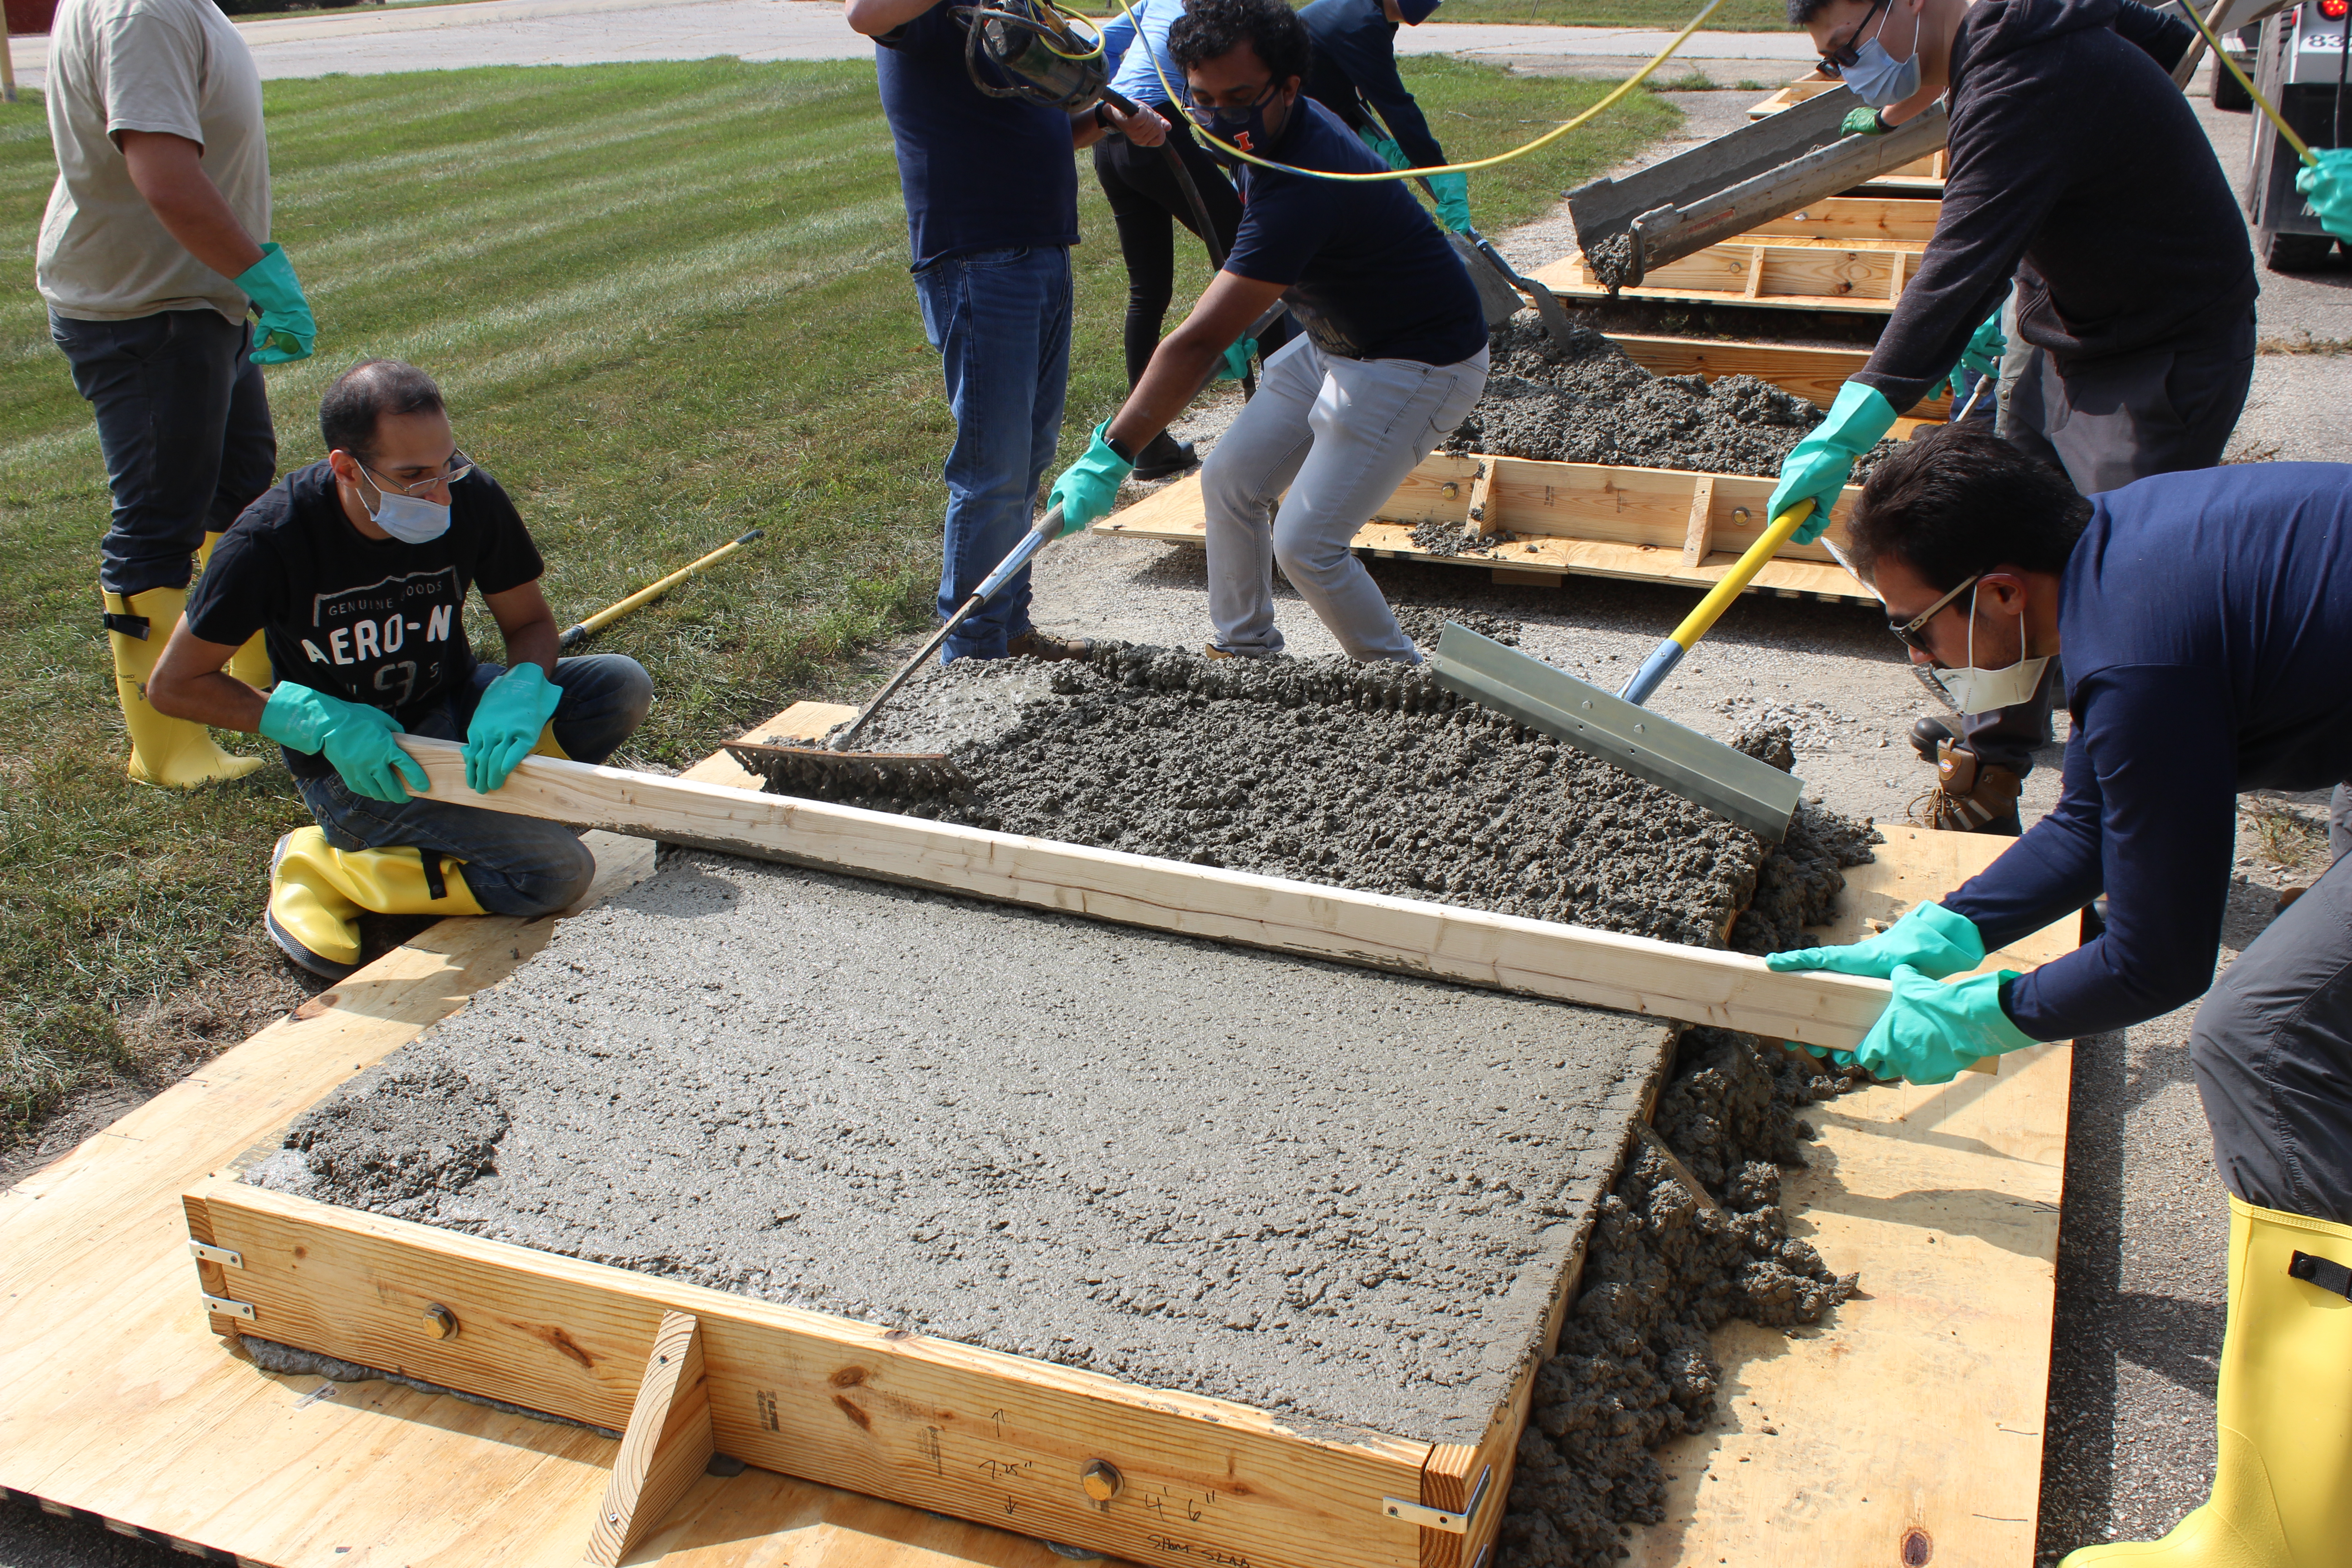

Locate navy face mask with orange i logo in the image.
[1189,83,1281,167]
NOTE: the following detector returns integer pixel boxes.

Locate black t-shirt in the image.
[186,459,545,778]
[1224,97,1485,366]
[874,3,1080,270]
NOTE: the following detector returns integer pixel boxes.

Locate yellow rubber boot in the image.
[195,532,273,689]
[102,585,265,789]
[265,828,488,979]
[2061,1197,2352,1567]
[266,828,365,977]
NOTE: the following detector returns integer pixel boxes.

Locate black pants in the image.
[2193,847,2352,1227]
[1965,309,2258,775]
[1091,119,1287,388]
[50,308,277,598]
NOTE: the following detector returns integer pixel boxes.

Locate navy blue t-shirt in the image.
[1298,0,1448,171]
[874,3,1080,269]
[1940,464,2352,1041]
[1225,97,1485,366]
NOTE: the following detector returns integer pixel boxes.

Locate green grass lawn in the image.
[0,57,1674,1151]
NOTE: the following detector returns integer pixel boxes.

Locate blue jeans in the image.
[912,245,1072,661]
[296,655,653,918]
[50,309,277,597]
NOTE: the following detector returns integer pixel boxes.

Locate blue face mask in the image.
[1838,1,1922,106]
[1189,85,1284,166]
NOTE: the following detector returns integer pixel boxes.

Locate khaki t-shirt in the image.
[36,0,270,323]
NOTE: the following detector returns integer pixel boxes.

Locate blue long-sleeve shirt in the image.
[1297,0,1447,171]
[1101,0,1190,108]
[1942,465,2352,1042]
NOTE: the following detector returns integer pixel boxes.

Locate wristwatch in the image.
[1105,431,1137,464]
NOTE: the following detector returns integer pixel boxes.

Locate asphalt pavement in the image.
[5,18,2349,1568]
[3,0,1819,85]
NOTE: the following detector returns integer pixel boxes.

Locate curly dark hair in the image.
[1846,425,2091,591]
[1167,0,1312,86]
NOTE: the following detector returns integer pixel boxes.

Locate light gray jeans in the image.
[1202,336,1488,662]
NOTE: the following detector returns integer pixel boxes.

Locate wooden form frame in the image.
[1531,235,1927,314]
[1095,451,1879,604]
[182,1177,1477,1568]
[1609,332,1951,421]
[0,709,2077,1568]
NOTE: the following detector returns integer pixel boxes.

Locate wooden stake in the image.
[587,1311,715,1566]
[1681,475,1717,567]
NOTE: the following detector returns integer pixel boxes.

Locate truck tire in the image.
[2264,229,2336,271]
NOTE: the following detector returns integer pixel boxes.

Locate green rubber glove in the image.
[232,242,317,365]
[2296,149,2352,243]
[1958,309,2005,378]
[1767,382,1898,545]
[1427,170,1472,234]
[1841,105,1886,136]
[1046,420,1135,537]
[1215,338,1258,382]
[463,662,563,794]
[260,682,426,804]
[1765,902,1985,981]
[1848,965,2038,1086]
[1357,125,1411,171]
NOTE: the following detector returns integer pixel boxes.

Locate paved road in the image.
[5,0,1818,86]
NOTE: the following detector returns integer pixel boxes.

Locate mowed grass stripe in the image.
[0,56,1673,1146]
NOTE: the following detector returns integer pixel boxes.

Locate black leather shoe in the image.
[1131,432,1199,482]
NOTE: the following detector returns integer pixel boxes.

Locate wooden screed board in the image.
[0,707,2077,1568]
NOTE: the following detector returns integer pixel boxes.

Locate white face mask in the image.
[1841,0,1923,106]
[1934,582,2049,713]
[358,467,453,545]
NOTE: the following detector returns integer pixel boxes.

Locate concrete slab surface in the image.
[255,851,1672,1446]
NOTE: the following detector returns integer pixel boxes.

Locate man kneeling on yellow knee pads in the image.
[149,359,652,978]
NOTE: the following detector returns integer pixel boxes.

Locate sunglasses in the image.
[1818,0,1890,73]
[1887,572,1980,655]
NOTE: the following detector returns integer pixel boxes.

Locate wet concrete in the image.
[1446,318,1836,478]
[806,644,1750,949]
[1503,1029,1863,1567]
[1583,234,1637,293]
[789,647,1872,956]
[258,853,1674,1444]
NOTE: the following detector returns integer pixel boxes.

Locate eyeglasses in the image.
[1817,0,1889,73]
[361,450,474,497]
[1887,572,1979,655]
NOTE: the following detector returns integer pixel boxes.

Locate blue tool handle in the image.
[972,507,1063,604]
[1618,638,1687,707]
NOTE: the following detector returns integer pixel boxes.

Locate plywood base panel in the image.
[2,717,2071,1567]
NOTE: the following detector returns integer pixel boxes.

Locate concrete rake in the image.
[724,505,1069,797]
